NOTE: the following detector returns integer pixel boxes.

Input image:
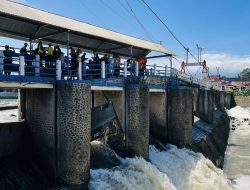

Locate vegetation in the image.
[234,89,250,96]
[239,68,250,80]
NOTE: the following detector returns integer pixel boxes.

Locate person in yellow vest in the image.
[46,43,54,67]
[37,41,45,62]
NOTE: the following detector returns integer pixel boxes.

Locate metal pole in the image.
[185,48,189,65]
[165,65,168,77]
[200,47,203,63]
[19,56,25,76]
[29,39,32,53]
[78,58,82,80]
[124,61,127,77]
[196,44,200,64]
[56,60,62,80]
[101,61,106,79]
[130,46,133,59]
[153,63,157,76]
[170,56,173,78]
[67,30,70,79]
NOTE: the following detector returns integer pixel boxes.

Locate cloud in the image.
[200,53,250,77]
[148,52,250,78]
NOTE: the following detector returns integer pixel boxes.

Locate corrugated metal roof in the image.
[0,0,175,57]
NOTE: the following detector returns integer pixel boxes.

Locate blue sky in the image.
[4,0,250,77]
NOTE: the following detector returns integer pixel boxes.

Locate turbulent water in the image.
[90,106,250,190]
[89,142,232,190]
[224,106,250,190]
[0,100,249,189]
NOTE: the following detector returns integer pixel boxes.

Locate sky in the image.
[2,0,250,77]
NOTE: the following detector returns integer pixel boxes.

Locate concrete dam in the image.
[0,76,235,189]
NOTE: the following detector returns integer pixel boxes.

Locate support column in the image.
[57,81,91,186]
[168,87,193,147]
[125,85,149,159]
[18,89,26,121]
[203,90,214,123]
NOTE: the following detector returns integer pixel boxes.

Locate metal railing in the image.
[172,68,223,90]
[0,54,222,89]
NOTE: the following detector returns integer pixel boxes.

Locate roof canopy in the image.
[0,0,175,58]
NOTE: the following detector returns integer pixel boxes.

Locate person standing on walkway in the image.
[202,60,208,73]
[3,45,15,75]
[181,61,186,73]
[46,43,54,67]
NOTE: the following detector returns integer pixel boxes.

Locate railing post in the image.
[135,61,139,76]
[78,59,82,80]
[101,61,106,79]
[153,63,157,76]
[83,63,87,78]
[35,55,40,77]
[0,52,3,75]
[19,56,25,76]
[165,65,168,76]
[56,60,62,80]
[124,61,127,77]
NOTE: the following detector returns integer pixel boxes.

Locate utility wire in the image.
[79,0,108,26]
[139,0,199,62]
[124,0,157,43]
[98,0,146,36]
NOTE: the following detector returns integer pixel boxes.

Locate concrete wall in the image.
[168,87,193,147]
[125,85,149,159]
[191,111,230,167]
[196,89,215,123]
[235,96,250,108]
[57,82,91,186]
[0,122,24,158]
[25,88,56,180]
[149,92,167,143]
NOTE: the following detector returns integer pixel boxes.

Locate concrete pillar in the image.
[25,88,57,181]
[18,89,26,121]
[203,90,214,123]
[193,88,199,114]
[125,85,149,159]
[168,87,193,147]
[149,92,167,143]
[57,81,91,186]
[225,92,234,109]
[219,91,226,110]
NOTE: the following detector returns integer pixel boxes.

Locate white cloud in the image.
[201,53,250,77]
[148,52,250,78]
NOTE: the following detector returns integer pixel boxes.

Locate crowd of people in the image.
[1,41,148,78]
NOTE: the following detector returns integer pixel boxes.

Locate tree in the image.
[239,68,250,80]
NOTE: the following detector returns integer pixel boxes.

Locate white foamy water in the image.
[89,142,232,190]
[0,99,18,123]
[150,145,232,190]
[0,109,18,123]
[224,106,250,190]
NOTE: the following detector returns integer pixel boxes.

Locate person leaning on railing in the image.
[3,45,15,75]
[137,55,147,76]
[114,55,121,77]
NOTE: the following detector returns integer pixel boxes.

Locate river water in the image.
[0,100,249,189]
[89,106,250,190]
